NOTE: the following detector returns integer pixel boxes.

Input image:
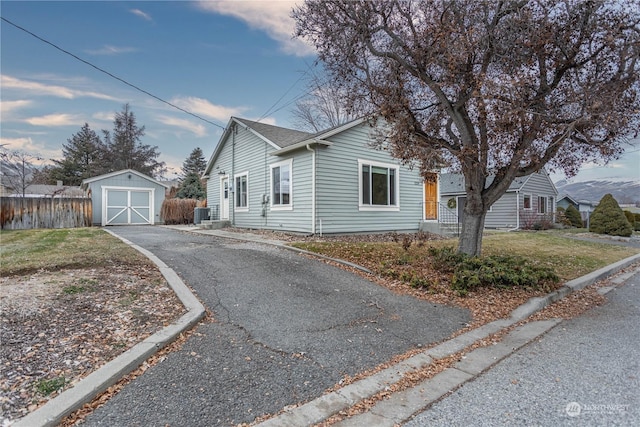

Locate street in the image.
[405,270,640,426]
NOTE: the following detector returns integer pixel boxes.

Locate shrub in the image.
[556,207,571,226]
[589,194,632,237]
[161,198,206,225]
[565,205,584,228]
[427,247,560,296]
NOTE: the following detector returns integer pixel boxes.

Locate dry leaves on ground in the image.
[0,265,186,423]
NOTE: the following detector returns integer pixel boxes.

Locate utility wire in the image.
[1,16,226,131]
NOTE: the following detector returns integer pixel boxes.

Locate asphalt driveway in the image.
[82,226,470,426]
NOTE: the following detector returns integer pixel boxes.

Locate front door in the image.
[424,173,438,220]
[457,196,466,223]
[220,177,229,220]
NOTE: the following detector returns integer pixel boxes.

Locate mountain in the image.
[554,178,640,205]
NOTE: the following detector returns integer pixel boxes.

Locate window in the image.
[235,173,248,211]
[359,160,399,211]
[538,196,547,214]
[271,160,292,209]
[523,194,532,210]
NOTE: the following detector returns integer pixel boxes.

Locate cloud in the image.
[1,75,118,101]
[130,8,153,21]
[157,115,207,137]
[24,114,81,127]
[1,100,32,116]
[195,0,315,57]
[85,45,138,55]
[0,137,61,162]
[170,96,247,122]
[92,111,115,122]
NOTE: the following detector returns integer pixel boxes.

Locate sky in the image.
[1,0,639,183]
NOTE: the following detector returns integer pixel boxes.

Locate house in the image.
[202,117,433,234]
[82,169,169,226]
[438,170,559,229]
[557,194,596,223]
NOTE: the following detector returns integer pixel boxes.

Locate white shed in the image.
[82,169,168,226]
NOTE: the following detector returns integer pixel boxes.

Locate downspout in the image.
[306,144,316,234]
[231,124,236,226]
[508,190,520,231]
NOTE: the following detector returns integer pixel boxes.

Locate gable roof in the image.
[234,118,313,149]
[439,171,548,195]
[204,116,370,176]
[82,169,169,188]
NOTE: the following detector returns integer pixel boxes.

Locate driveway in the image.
[82,226,470,426]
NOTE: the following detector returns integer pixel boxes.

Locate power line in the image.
[1,16,226,131]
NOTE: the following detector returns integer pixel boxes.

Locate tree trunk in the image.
[457,209,486,257]
[457,175,487,257]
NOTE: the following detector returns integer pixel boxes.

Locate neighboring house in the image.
[557,194,596,221]
[439,170,559,229]
[203,117,433,234]
[82,169,168,226]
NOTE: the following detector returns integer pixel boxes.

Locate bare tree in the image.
[0,148,43,197]
[292,69,366,132]
[294,0,640,255]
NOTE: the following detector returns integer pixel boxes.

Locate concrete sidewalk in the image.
[14,225,640,427]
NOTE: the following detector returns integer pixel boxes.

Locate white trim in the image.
[270,159,293,211]
[101,185,155,226]
[84,169,168,188]
[358,159,400,212]
[234,171,249,212]
[523,193,533,210]
[306,145,316,234]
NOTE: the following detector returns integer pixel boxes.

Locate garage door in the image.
[104,188,152,225]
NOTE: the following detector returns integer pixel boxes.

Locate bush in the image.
[565,204,584,228]
[161,198,206,225]
[428,247,560,296]
[589,194,632,237]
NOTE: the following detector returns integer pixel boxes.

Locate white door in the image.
[104,188,153,225]
[220,177,229,220]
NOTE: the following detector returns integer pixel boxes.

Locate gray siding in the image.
[439,171,557,229]
[206,126,314,233]
[315,123,423,233]
[85,171,166,225]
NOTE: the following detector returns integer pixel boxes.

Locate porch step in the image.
[420,221,460,237]
[199,220,231,230]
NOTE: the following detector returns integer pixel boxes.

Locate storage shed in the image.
[83,169,168,226]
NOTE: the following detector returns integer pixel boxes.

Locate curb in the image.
[13,229,206,427]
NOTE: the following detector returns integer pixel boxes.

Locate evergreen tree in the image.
[103,104,166,178]
[565,205,584,228]
[47,123,106,185]
[181,147,207,179]
[589,194,632,237]
[176,172,206,199]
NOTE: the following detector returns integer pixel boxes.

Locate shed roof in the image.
[82,169,169,188]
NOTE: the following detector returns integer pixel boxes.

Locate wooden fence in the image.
[0,197,93,230]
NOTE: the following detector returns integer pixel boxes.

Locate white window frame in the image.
[358,159,400,211]
[523,194,532,210]
[270,159,293,211]
[234,171,249,212]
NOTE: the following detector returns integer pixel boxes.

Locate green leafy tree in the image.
[294,0,640,255]
[181,147,207,179]
[176,172,206,200]
[46,123,106,185]
[589,194,632,237]
[103,104,166,178]
[565,205,584,228]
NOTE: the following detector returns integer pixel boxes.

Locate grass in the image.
[293,231,638,283]
[35,376,66,396]
[0,228,153,276]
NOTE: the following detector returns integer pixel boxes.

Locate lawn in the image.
[0,228,154,276]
